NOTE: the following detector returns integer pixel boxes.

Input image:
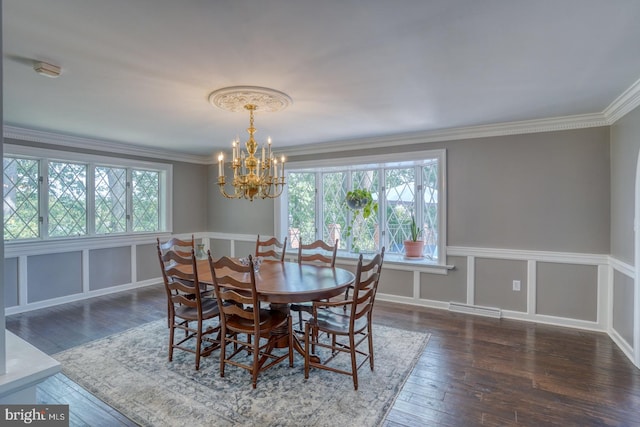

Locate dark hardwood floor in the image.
[8,285,640,426]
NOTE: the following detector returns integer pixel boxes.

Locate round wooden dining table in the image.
[193,258,356,360]
[194,258,355,304]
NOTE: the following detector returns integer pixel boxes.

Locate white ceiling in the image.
[4,0,640,158]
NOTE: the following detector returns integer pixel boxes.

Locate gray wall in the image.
[446,128,610,253]
[173,162,208,233]
[613,270,634,345]
[420,256,467,302]
[537,262,598,322]
[3,258,18,307]
[475,258,527,312]
[208,164,275,235]
[27,252,83,302]
[610,106,640,264]
[609,104,640,351]
[289,127,610,254]
[89,247,132,290]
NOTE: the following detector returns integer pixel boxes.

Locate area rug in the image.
[54,319,429,427]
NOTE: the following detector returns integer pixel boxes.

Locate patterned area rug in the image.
[55,319,429,426]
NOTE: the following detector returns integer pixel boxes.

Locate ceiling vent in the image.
[33,61,61,78]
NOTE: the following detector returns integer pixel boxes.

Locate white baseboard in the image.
[5,279,162,316]
[609,326,635,363]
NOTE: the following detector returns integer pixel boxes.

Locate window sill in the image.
[335,252,454,274]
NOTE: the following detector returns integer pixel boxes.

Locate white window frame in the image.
[4,144,173,245]
[276,149,447,266]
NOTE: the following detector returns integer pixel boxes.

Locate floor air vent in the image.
[448,302,502,318]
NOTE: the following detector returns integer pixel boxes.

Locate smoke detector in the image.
[33,61,62,78]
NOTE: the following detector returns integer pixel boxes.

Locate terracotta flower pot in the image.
[404,240,425,258]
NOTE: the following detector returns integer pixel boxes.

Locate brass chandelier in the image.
[209,86,291,201]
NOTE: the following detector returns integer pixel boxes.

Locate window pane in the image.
[3,157,40,240]
[351,170,380,253]
[48,161,87,237]
[287,172,316,249]
[385,168,416,255]
[95,166,127,234]
[322,172,347,249]
[422,161,439,261]
[132,170,159,232]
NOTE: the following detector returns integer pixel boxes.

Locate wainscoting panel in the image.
[419,256,466,302]
[89,246,132,291]
[537,262,598,321]
[378,269,414,298]
[136,243,159,282]
[4,257,18,307]
[475,258,527,312]
[613,269,635,346]
[28,251,82,303]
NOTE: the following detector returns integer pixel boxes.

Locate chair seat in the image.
[226,309,288,335]
[175,298,220,321]
[312,308,368,335]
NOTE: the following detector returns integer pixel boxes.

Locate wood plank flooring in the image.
[7,284,640,426]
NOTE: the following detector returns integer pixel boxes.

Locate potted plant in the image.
[344,188,378,238]
[404,214,424,258]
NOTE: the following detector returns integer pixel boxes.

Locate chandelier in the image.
[209,86,291,201]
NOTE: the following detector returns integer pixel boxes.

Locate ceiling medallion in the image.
[208,86,292,113]
[210,86,292,201]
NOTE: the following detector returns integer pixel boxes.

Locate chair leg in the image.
[220,326,227,378]
[195,319,202,370]
[304,322,310,379]
[368,323,374,370]
[251,332,259,389]
[350,334,358,391]
[168,318,175,362]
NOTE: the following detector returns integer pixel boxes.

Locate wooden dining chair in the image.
[158,235,211,326]
[208,253,293,389]
[158,235,194,257]
[304,247,385,390]
[255,234,287,262]
[289,238,339,331]
[156,245,220,370]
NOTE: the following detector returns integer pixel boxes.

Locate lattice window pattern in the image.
[385,168,416,255]
[48,161,87,237]
[132,170,160,232]
[95,166,127,234]
[3,157,40,240]
[287,172,316,249]
[322,172,347,249]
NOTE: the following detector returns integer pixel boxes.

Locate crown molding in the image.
[6,76,640,164]
[3,126,211,165]
[283,112,610,157]
[603,76,640,124]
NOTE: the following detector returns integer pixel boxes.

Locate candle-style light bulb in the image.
[218,154,224,177]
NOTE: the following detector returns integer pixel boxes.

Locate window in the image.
[95,166,127,234]
[3,146,172,241]
[48,161,87,237]
[3,157,40,239]
[280,150,446,264]
[132,169,160,232]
